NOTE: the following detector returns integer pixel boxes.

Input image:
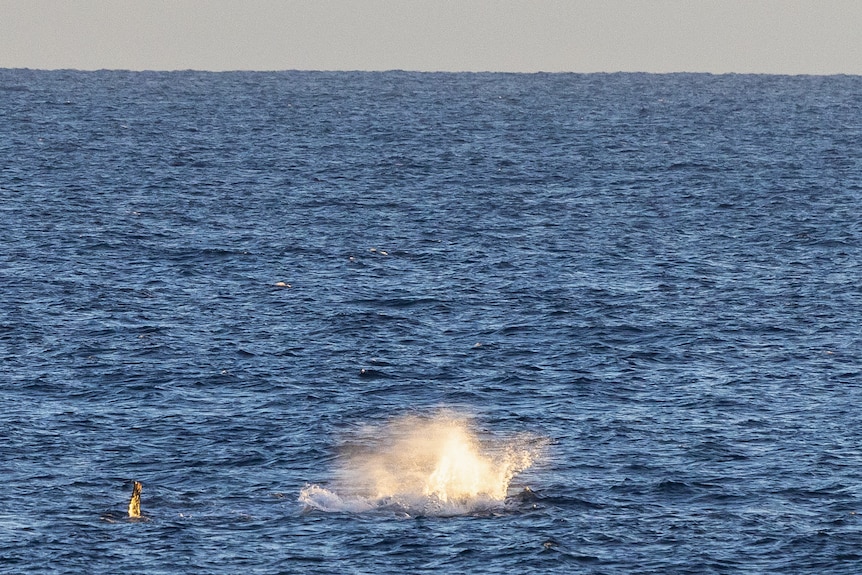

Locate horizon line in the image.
[3,66,860,78]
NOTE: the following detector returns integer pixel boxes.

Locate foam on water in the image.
[299,412,543,516]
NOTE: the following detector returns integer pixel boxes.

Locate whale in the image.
[100,480,144,523]
[128,481,142,518]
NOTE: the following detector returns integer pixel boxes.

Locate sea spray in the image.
[299,411,544,515]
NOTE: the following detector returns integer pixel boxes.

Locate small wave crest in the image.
[299,411,545,516]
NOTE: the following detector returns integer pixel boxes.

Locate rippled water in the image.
[2,70,862,573]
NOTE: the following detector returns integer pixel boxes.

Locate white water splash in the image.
[299,411,543,516]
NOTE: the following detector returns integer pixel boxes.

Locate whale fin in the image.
[128,481,142,518]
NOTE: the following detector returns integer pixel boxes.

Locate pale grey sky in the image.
[1,0,861,74]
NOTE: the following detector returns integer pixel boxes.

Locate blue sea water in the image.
[1,69,862,574]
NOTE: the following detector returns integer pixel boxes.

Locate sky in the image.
[1,0,861,74]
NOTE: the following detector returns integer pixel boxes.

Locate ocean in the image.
[1,69,861,574]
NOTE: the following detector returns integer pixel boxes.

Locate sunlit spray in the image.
[299,410,545,515]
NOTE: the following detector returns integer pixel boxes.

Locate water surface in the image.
[2,70,862,573]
